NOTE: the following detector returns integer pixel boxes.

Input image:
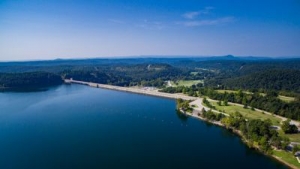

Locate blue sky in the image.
[0,0,300,61]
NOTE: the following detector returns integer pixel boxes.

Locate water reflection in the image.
[175,109,189,122]
[0,85,61,93]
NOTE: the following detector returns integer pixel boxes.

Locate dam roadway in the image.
[65,79,200,101]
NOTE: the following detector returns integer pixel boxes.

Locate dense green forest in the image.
[206,69,300,93]
[0,72,63,89]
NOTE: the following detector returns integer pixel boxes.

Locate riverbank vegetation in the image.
[176,99,193,113]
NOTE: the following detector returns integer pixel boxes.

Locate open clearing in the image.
[278,95,296,102]
[216,89,252,95]
[172,80,203,87]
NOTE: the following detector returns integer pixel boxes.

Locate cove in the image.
[0,84,288,169]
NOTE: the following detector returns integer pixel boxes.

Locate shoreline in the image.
[184,111,299,169]
[272,155,298,169]
[65,79,299,169]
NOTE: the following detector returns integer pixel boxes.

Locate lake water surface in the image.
[0,84,288,169]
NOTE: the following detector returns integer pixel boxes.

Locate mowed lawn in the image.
[216,89,238,94]
[172,80,203,87]
[278,95,295,102]
[209,101,281,126]
[273,150,300,168]
[216,89,252,95]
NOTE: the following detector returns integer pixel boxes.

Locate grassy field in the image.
[190,72,198,75]
[172,80,203,87]
[209,101,281,125]
[216,90,238,94]
[216,89,253,94]
[278,95,296,102]
[285,133,300,143]
[273,150,300,168]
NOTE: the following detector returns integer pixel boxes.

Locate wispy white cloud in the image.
[183,11,201,19]
[182,6,214,19]
[177,17,236,27]
[135,20,165,30]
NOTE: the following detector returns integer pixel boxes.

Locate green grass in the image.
[209,101,281,126]
[173,80,203,87]
[216,90,238,94]
[278,95,295,102]
[286,133,300,143]
[273,150,300,168]
[216,89,252,95]
[190,72,199,75]
[278,130,300,142]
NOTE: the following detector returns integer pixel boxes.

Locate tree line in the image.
[0,72,63,89]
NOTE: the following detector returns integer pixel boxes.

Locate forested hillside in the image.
[221,69,300,93]
[0,72,63,89]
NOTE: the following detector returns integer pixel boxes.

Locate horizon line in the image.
[1,55,300,62]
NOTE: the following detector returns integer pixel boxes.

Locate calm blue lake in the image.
[0,84,287,169]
